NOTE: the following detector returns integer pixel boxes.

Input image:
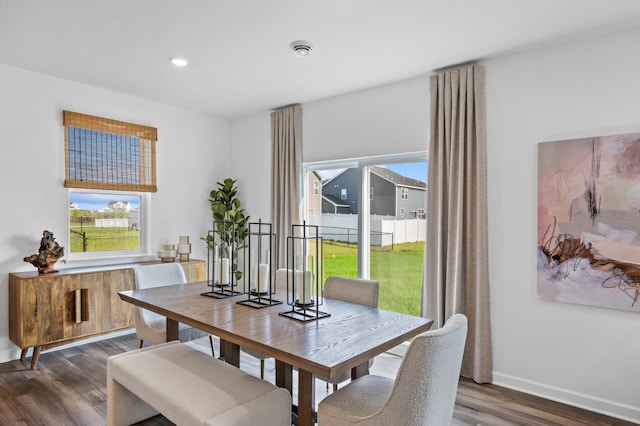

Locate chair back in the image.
[275,268,289,291]
[133,263,187,324]
[323,276,379,308]
[382,313,467,425]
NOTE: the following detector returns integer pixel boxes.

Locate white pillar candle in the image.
[213,259,220,284]
[297,270,312,304]
[258,263,269,293]
[250,249,257,287]
[221,258,230,285]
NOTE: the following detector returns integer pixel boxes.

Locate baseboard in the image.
[0,346,22,364]
[493,371,640,424]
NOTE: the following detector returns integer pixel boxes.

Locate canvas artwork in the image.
[538,132,640,312]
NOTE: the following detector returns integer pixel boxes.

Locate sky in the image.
[70,192,140,211]
[318,161,427,183]
[384,162,427,183]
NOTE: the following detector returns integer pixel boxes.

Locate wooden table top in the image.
[119,282,433,380]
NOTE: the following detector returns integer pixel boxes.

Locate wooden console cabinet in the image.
[9,259,205,368]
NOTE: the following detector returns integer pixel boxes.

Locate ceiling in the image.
[2,0,640,119]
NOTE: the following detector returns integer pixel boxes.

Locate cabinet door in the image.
[13,275,66,348]
[62,272,104,338]
[104,269,135,329]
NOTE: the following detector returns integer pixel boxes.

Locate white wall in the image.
[303,76,430,162]
[230,112,272,222]
[0,64,230,362]
[231,29,640,422]
[485,28,640,422]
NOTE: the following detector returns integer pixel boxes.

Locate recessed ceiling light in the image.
[170,57,189,67]
[290,40,313,57]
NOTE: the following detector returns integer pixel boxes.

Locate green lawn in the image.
[69,226,140,252]
[322,241,424,316]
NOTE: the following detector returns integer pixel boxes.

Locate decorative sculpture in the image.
[24,230,65,274]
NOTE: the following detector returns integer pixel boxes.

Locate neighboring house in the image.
[101,201,131,213]
[322,168,358,214]
[306,170,323,218]
[322,166,426,218]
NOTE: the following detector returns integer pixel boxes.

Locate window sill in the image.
[61,253,159,269]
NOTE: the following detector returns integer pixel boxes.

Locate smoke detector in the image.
[290,40,313,57]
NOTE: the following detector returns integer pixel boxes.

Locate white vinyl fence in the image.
[308,214,426,247]
[95,218,129,228]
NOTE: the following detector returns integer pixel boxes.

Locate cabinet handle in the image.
[74,289,89,323]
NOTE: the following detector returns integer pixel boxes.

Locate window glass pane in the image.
[69,191,141,254]
[306,169,359,281]
[370,162,427,316]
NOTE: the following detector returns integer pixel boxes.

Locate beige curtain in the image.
[271,104,303,269]
[422,64,493,383]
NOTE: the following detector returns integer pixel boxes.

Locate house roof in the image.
[322,194,350,208]
[370,166,426,191]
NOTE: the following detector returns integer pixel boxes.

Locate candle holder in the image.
[158,244,177,262]
[202,221,244,299]
[279,222,329,322]
[237,220,282,309]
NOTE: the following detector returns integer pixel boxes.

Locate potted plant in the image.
[204,178,250,281]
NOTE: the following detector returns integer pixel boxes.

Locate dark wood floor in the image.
[0,333,634,425]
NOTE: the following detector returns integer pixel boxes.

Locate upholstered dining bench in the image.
[107,341,291,426]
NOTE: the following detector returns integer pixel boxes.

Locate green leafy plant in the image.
[203,178,250,280]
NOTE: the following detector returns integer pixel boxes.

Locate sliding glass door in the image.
[304,153,427,315]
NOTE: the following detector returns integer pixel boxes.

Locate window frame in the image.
[67,188,151,263]
[63,111,156,264]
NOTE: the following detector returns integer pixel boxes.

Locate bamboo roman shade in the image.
[63,111,157,192]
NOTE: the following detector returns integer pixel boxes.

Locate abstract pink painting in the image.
[538,132,640,312]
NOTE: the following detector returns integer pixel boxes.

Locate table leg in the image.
[166,318,179,341]
[351,360,369,380]
[297,369,315,426]
[275,360,293,394]
[20,348,28,362]
[219,339,240,367]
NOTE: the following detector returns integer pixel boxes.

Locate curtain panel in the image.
[423,64,493,383]
[270,104,303,268]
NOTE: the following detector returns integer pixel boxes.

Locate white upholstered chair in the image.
[317,313,468,426]
[320,276,380,391]
[132,263,215,356]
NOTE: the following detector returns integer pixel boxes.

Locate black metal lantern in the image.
[202,220,244,298]
[237,220,282,308]
[279,222,329,322]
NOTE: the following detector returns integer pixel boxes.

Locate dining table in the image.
[118,281,433,426]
